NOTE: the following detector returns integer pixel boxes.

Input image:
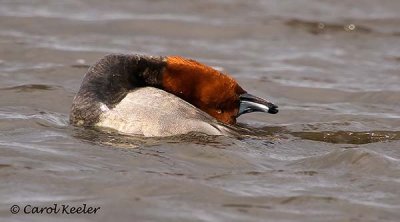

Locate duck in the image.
[70,54,278,137]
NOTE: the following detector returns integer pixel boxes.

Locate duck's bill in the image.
[238,93,279,116]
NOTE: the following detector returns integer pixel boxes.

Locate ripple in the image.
[0,61,64,72]
[1,84,59,92]
[0,4,222,24]
[291,131,400,144]
[290,149,400,176]
[0,108,68,127]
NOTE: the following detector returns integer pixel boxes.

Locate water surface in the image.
[1,0,400,221]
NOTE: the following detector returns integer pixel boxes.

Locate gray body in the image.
[96,87,232,136]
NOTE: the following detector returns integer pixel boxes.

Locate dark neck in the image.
[79,54,167,106]
[70,54,166,126]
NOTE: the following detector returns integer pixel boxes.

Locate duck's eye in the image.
[217,109,223,114]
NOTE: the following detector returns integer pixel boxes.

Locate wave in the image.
[0,108,68,127]
[289,148,400,176]
[291,130,400,144]
[1,84,59,92]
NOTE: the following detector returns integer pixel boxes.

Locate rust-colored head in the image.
[162,56,279,125]
[163,56,245,124]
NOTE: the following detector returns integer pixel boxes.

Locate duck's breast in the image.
[96,87,232,137]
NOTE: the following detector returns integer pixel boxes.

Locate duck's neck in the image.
[79,54,167,107]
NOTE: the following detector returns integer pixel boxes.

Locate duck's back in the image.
[96,87,233,137]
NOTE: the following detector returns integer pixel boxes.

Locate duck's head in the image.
[161,56,278,125]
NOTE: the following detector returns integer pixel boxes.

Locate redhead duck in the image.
[70,54,278,137]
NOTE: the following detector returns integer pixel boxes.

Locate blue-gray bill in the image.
[238,93,279,116]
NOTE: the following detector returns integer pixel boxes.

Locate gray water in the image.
[1,0,400,221]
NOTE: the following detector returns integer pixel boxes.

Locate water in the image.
[1,0,400,221]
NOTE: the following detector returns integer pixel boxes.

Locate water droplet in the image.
[345,24,356,31]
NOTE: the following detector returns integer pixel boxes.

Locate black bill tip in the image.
[268,104,279,114]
